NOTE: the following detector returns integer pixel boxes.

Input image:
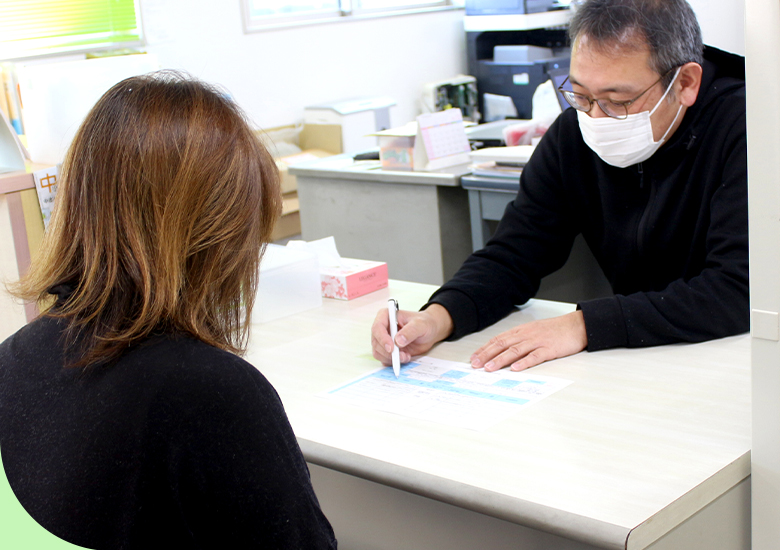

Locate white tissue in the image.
[286,236,343,268]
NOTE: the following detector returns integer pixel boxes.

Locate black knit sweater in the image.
[0,314,336,549]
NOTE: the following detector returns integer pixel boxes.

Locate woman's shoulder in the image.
[110,334,289,443]
[126,333,273,397]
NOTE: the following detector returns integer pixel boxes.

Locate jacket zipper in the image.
[638,163,645,189]
[636,162,652,259]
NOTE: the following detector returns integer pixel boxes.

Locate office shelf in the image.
[464,10,572,32]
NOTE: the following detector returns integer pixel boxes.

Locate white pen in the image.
[387,298,401,378]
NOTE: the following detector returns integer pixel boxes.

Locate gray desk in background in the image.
[289,155,473,286]
[461,174,613,303]
[461,174,520,252]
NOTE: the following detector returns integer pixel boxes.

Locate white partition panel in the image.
[746,1,780,548]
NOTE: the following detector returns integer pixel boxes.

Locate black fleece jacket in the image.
[0,314,337,549]
[428,46,748,351]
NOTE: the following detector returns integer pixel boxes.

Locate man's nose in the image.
[590,102,611,118]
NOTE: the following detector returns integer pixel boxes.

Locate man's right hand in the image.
[371,304,454,365]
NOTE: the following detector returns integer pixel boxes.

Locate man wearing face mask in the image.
[371,0,748,372]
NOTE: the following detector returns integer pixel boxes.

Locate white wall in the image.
[688,0,745,55]
[139,1,744,136]
[141,0,467,130]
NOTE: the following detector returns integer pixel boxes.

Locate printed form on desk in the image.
[322,356,571,431]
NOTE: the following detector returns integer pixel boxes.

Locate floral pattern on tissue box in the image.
[320,259,388,300]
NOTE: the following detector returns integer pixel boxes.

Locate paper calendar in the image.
[413,108,471,171]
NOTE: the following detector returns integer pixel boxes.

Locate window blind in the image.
[244,0,454,30]
[0,0,142,60]
[248,0,341,18]
[355,0,446,10]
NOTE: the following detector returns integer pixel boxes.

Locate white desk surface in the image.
[287,153,470,187]
[245,280,750,550]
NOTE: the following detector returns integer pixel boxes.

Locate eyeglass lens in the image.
[560,91,628,119]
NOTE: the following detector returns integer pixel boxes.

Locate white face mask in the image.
[577,67,683,168]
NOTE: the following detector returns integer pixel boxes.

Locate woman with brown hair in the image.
[0,72,337,549]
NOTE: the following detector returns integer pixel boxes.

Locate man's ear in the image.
[677,62,703,107]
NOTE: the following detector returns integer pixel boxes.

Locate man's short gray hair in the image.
[568,0,704,85]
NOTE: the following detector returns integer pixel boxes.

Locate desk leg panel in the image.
[467,189,487,252]
[479,190,515,222]
[309,463,611,550]
[436,185,472,281]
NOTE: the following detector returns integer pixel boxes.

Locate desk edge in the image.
[626,451,751,550]
[300,438,629,550]
[289,167,464,187]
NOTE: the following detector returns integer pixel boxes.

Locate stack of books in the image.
[470,160,524,179]
[468,145,535,180]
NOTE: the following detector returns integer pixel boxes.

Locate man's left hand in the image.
[470,311,588,372]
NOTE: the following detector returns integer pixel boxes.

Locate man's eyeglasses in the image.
[557,68,677,120]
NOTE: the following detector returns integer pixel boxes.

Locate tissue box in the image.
[378,135,415,171]
[320,259,388,300]
[254,244,322,323]
[371,122,418,171]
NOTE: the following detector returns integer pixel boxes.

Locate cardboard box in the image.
[270,150,334,242]
[276,159,297,195]
[300,124,343,155]
[320,259,389,300]
[276,149,332,194]
[271,192,300,242]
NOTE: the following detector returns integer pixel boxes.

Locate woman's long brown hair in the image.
[10,71,281,368]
